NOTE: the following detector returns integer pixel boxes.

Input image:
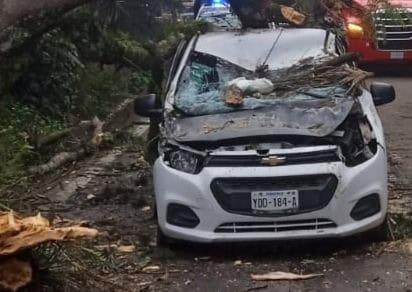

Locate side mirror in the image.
[370,82,396,106]
[134,94,163,118]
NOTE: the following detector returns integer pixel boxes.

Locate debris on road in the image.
[384,239,412,255]
[251,271,324,281]
[96,244,137,253]
[142,265,161,273]
[195,256,212,262]
[246,285,269,292]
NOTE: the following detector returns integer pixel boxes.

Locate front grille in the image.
[215,219,337,233]
[205,149,340,168]
[210,174,338,217]
[374,9,412,51]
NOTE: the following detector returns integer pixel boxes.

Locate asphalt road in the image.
[151,70,412,292]
[376,70,412,186]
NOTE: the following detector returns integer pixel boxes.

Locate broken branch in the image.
[28,150,86,175]
[251,271,324,281]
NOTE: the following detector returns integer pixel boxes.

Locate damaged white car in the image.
[135,28,396,243]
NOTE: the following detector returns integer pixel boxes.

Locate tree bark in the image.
[0,0,89,32]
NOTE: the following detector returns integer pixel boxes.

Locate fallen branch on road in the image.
[251,271,324,281]
[28,117,104,175]
[28,150,86,175]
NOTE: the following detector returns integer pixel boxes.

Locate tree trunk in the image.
[0,0,89,32]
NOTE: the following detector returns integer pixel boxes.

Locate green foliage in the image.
[129,71,152,94]
[102,31,152,68]
[73,64,151,119]
[0,2,166,185]
[0,102,65,185]
[35,30,84,114]
[160,20,211,41]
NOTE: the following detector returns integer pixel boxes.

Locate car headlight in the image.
[347,23,364,38]
[166,150,203,174]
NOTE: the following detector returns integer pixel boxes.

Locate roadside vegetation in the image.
[0,1,211,290]
[0,0,206,190]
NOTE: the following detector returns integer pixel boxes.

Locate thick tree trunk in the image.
[0,0,88,32]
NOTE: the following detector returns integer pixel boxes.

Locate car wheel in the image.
[156,224,168,247]
[366,217,390,242]
[156,223,181,248]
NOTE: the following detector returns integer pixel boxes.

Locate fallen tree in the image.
[223,52,374,106]
[0,0,90,32]
[28,96,140,175]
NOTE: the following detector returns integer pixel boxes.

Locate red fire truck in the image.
[344,0,412,64]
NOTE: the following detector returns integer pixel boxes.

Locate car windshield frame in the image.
[173,50,350,117]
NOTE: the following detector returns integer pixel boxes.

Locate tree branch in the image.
[0,0,90,32]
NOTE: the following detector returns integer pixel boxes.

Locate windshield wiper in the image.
[297,90,329,99]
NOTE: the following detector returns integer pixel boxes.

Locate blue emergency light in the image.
[212,0,227,6]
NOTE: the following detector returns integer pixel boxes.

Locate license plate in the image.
[390,51,404,60]
[251,190,299,212]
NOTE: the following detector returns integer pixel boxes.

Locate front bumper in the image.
[153,147,388,243]
[348,38,412,64]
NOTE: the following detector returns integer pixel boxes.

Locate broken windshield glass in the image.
[174,52,350,116]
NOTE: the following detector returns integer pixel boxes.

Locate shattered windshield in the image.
[175,52,349,116]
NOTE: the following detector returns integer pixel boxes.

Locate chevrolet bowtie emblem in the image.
[261,155,287,166]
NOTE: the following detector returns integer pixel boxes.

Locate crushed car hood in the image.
[167,98,355,143]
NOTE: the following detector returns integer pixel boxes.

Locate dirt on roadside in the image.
[4,140,406,292]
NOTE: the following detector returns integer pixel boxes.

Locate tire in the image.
[156,224,169,247]
[144,120,160,165]
[156,224,181,248]
[366,217,389,242]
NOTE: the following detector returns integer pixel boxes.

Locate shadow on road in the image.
[154,235,381,262]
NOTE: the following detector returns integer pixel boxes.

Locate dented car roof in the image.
[194,28,335,71]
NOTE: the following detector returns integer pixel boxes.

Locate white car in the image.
[135,28,395,243]
[195,1,241,29]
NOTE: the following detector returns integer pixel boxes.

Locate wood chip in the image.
[142,265,161,273]
[0,258,32,291]
[224,85,244,106]
[116,245,136,253]
[280,5,306,26]
[96,244,136,253]
[251,271,324,281]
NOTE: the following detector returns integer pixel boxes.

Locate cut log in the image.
[0,258,32,292]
